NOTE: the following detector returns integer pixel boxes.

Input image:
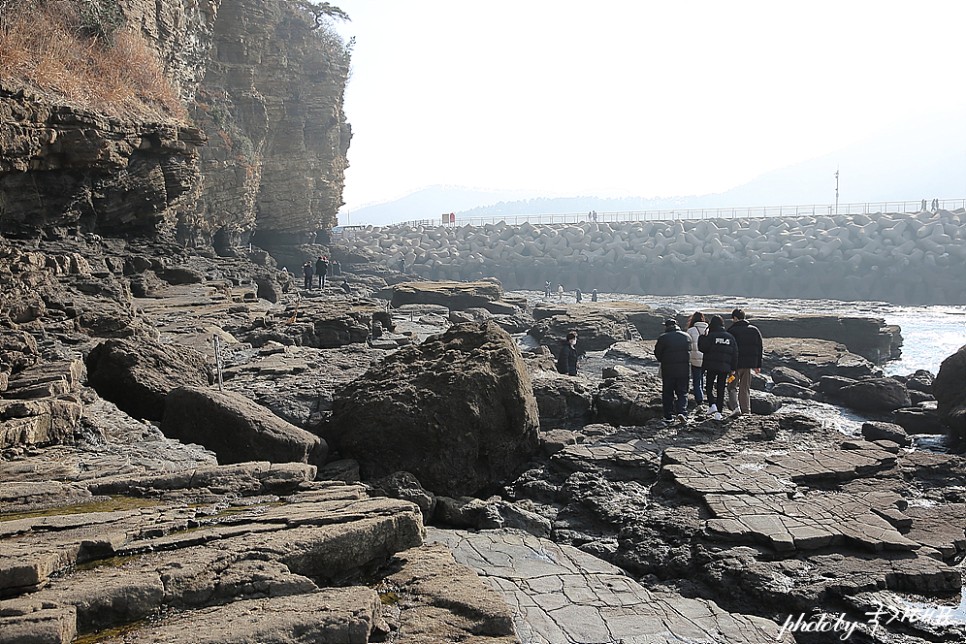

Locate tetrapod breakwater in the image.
[336,209,966,305]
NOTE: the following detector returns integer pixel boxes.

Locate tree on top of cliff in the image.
[292,1,349,28]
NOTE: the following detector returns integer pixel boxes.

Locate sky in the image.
[332,1,966,217]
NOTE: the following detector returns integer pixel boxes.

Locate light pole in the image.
[834,169,839,215]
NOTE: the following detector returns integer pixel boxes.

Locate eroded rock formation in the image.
[0,0,349,258]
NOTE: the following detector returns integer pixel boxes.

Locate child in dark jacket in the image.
[698,315,738,420]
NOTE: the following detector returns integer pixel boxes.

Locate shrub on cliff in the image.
[0,0,184,119]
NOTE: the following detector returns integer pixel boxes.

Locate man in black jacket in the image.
[315,256,329,289]
[698,315,738,420]
[654,318,693,423]
[726,308,763,415]
[556,330,580,376]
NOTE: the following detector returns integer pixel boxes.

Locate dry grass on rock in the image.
[0,0,186,121]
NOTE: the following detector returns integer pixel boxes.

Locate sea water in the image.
[521,291,966,375]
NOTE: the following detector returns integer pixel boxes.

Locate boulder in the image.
[325,321,540,496]
[593,374,663,427]
[388,280,505,311]
[894,404,945,436]
[750,391,782,415]
[742,314,900,363]
[530,373,594,429]
[86,338,210,421]
[528,309,641,352]
[933,345,966,443]
[861,421,912,447]
[161,386,327,466]
[901,369,935,394]
[770,366,812,388]
[764,338,879,381]
[833,377,912,413]
[770,383,814,400]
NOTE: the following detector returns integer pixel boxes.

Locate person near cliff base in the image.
[686,311,709,408]
[726,308,763,415]
[698,315,738,421]
[591,289,598,302]
[301,261,314,290]
[315,255,329,288]
[556,330,580,376]
[557,284,564,299]
[575,287,582,303]
[544,281,552,298]
[654,318,693,424]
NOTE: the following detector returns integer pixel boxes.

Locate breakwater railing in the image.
[396,198,966,229]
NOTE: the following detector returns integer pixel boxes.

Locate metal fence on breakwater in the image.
[396,198,966,229]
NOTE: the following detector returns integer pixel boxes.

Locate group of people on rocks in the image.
[301,255,350,292]
[544,281,598,302]
[655,308,762,423]
[557,308,763,424]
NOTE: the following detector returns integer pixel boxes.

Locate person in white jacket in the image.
[686,311,709,408]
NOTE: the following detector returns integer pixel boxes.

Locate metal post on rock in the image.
[834,168,840,215]
[212,335,224,391]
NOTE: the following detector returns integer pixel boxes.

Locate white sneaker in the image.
[713,412,723,421]
[708,404,717,414]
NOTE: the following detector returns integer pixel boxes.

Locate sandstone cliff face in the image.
[0,0,350,252]
[186,0,351,253]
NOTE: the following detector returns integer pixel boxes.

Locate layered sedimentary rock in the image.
[188,0,350,256]
[0,0,349,255]
[335,210,966,304]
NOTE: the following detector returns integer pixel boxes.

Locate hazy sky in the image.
[333,1,966,214]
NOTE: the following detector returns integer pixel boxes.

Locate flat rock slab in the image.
[88,588,382,644]
[664,441,898,497]
[430,527,792,644]
[705,492,920,553]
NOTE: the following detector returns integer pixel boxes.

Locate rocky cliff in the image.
[0,0,350,255]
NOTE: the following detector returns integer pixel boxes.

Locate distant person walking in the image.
[315,255,329,289]
[557,284,564,299]
[556,330,580,376]
[654,318,692,424]
[698,315,738,421]
[726,308,764,415]
[686,311,709,408]
[591,289,598,302]
[544,281,552,298]
[301,261,314,290]
[575,287,582,303]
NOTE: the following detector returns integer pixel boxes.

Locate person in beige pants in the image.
[725,308,763,415]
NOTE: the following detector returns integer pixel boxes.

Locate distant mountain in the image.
[340,106,966,226]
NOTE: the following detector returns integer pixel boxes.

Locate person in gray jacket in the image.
[654,318,693,423]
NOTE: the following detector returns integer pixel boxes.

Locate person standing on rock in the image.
[301,261,314,290]
[556,330,580,376]
[591,288,598,302]
[575,287,582,303]
[726,308,763,416]
[557,284,564,299]
[544,281,552,298]
[315,255,329,289]
[698,315,738,421]
[686,311,709,409]
[654,318,692,424]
